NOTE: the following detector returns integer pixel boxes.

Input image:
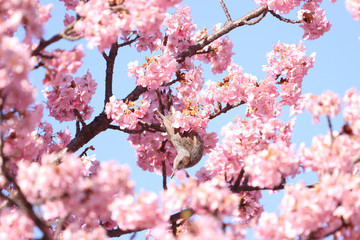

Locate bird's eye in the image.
[182,156,190,164]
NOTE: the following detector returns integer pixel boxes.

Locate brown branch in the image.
[31,34,62,56]
[327,115,334,146]
[231,183,315,193]
[66,112,112,153]
[176,5,268,62]
[243,10,267,25]
[230,169,245,192]
[305,218,347,240]
[73,109,87,129]
[162,160,168,190]
[106,227,145,238]
[59,17,84,41]
[104,42,120,106]
[219,0,232,22]
[1,164,52,239]
[118,35,140,48]
[269,10,302,24]
[54,215,69,240]
[209,100,246,119]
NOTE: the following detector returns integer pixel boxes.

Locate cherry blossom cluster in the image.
[129,131,176,175]
[60,0,79,11]
[62,226,108,240]
[128,53,178,89]
[254,0,302,14]
[150,214,246,240]
[192,35,234,75]
[16,153,134,229]
[302,90,341,123]
[49,46,85,75]
[147,177,246,239]
[105,95,150,129]
[110,191,164,230]
[346,0,360,21]
[204,117,296,183]
[0,36,35,114]
[0,208,34,240]
[256,172,360,239]
[297,1,331,40]
[264,41,316,106]
[0,0,49,39]
[74,0,182,51]
[244,141,299,188]
[162,5,197,54]
[44,70,97,122]
[298,133,360,175]
[343,88,360,134]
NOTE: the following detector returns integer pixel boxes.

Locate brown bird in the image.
[155,107,204,178]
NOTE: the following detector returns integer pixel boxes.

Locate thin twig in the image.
[162,160,168,190]
[59,17,84,41]
[31,34,62,56]
[176,6,268,62]
[243,10,267,25]
[219,0,232,22]
[73,109,87,129]
[209,100,246,119]
[327,115,334,146]
[269,10,302,24]
[156,90,165,114]
[305,218,346,240]
[231,183,315,193]
[230,169,245,192]
[54,215,69,240]
[118,35,140,48]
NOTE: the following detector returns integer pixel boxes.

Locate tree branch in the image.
[219,0,232,22]
[230,183,315,193]
[31,34,62,56]
[269,10,302,24]
[104,43,119,106]
[209,100,246,119]
[176,6,268,62]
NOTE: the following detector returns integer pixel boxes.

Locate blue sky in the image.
[30,0,360,239]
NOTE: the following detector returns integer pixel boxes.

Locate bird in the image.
[155,107,204,178]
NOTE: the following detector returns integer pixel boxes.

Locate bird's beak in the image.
[170,171,175,179]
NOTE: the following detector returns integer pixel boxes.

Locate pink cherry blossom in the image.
[253,0,302,14]
[129,131,176,175]
[0,208,34,240]
[128,53,178,88]
[192,35,234,75]
[264,41,316,106]
[74,0,182,51]
[105,95,150,129]
[256,172,360,239]
[244,141,299,188]
[343,88,360,134]
[163,6,197,54]
[298,133,359,174]
[44,70,97,122]
[302,91,341,124]
[346,0,360,21]
[37,4,53,24]
[50,45,85,74]
[298,2,332,40]
[59,0,80,10]
[110,191,165,230]
[62,224,108,240]
[205,117,295,179]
